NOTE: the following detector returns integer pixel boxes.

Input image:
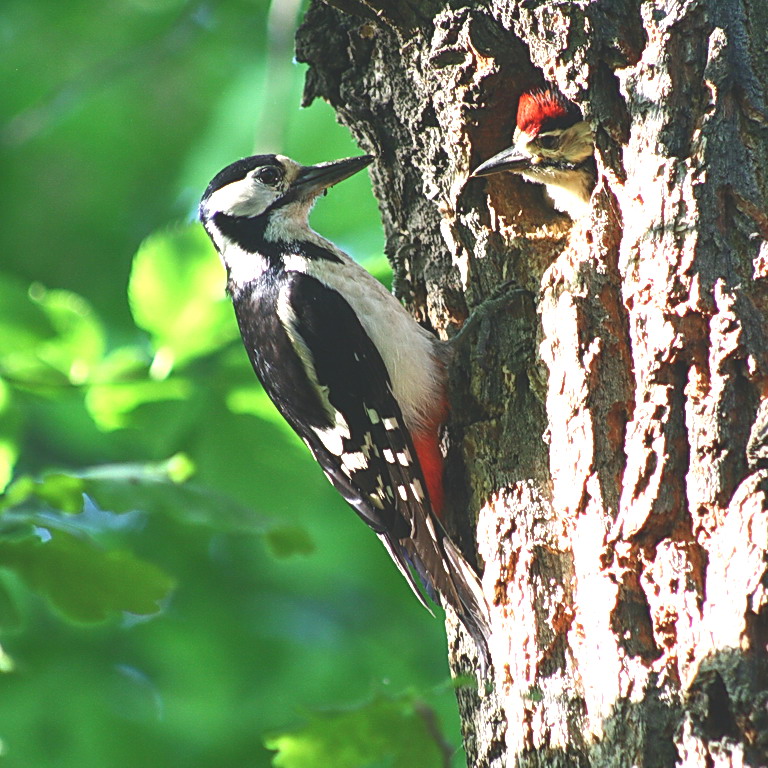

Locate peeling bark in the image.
[296,1,768,765]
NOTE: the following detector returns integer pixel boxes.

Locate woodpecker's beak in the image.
[294,155,374,198]
[471,146,532,178]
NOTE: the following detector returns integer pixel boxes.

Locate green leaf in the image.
[0,578,22,632]
[0,278,106,387]
[1,457,281,535]
[2,473,85,514]
[78,458,271,533]
[265,525,316,558]
[0,275,56,359]
[0,529,174,624]
[0,643,15,673]
[84,345,191,432]
[86,376,192,431]
[226,385,292,430]
[30,285,107,383]
[0,379,19,491]
[264,693,452,768]
[32,473,85,514]
[128,225,237,369]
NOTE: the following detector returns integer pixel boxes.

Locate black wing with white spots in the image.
[233,269,490,661]
[286,273,442,599]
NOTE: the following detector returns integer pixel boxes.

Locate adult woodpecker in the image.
[472,87,596,219]
[199,153,491,669]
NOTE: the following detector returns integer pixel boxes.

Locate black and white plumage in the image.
[199,153,491,668]
[472,88,596,219]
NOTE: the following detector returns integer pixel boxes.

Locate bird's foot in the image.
[448,281,532,353]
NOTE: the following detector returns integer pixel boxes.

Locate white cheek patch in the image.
[205,177,279,218]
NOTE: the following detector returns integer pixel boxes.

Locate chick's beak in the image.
[471,145,533,178]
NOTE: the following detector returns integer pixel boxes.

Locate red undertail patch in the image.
[412,431,444,516]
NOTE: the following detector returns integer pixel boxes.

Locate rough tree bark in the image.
[296,1,768,765]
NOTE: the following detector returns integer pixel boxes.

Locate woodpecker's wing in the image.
[234,269,490,660]
[285,272,437,572]
[265,274,438,579]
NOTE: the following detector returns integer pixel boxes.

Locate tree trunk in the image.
[296,1,768,765]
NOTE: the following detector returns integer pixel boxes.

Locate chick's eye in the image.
[255,167,282,186]
[537,134,559,150]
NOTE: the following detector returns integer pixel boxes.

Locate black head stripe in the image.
[202,154,283,202]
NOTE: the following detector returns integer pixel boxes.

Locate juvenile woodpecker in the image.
[199,153,491,668]
[472,87,595,219]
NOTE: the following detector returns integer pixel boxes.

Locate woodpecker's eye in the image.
[255,166,283,186]
[537,134,560,151]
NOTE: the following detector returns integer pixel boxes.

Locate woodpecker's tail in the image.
[441,537,492,671]
[382,529,492,675]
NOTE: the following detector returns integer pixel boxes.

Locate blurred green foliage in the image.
[0,0,466,766]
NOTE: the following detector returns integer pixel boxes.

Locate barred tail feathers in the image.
[377,532,435,615]
[394,525,492,674]
[441,537,492,670]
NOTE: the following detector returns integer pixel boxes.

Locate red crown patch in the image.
[516,88,581,137]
